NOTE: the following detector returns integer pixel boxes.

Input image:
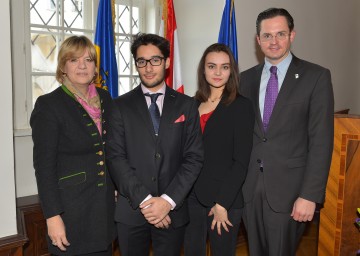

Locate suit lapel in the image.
[252,64,265,136]
[266,56,301,132]
[158,86,176,136]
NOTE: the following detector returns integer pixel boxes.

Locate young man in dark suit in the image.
[106,33,203,256]
[240,8,334,256]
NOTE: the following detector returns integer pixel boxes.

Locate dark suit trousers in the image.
[242,172,307,256]
[51,244,112,256]
[184,191,242,256]
[117,222,185,256]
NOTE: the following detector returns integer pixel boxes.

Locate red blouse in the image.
[200,110,214,133]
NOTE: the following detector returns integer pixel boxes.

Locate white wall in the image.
[13,0,360,199]
[175,0,360,114]
[0,0,17,237]
[174,0,223,97]
[14,136,38,197]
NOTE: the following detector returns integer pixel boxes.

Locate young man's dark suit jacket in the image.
[240,55,334,213]
[31,86,115,255]
[107,85,204,228]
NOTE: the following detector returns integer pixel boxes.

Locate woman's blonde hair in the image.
[56,35,97,83]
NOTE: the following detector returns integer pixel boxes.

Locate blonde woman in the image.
[31,35,115,255]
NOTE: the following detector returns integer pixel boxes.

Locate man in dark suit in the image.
[106,33,203,256]
[240,8,334,256]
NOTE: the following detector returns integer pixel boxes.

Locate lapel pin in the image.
[295,74,299,79]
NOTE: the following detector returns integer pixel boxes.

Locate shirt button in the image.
[98,151,103,156]
[98,171,105,176]
[260,167,264,172]
[103,130,107,134]
[99,161,104,166]
[155,153,161,159]
[151,177,156,182]
[262,138,267,142]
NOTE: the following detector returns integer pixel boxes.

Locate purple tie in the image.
[263,66,278,131]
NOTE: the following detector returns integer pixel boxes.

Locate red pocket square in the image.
[174,114,185,123]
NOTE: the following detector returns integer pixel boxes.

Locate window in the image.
[115,0,142,94]
[29,0,96,105]
[116,0,161,93]
[12,0,160,131]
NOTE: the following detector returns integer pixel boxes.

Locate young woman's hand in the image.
[208,203,233,235]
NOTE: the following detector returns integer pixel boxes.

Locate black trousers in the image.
[51,243,112,256]
[184,191,242,256]
[117,221,185,256]
[242,172,307,256]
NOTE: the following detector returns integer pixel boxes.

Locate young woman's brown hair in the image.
[195,43,240,105]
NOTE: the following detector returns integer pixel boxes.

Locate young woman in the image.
[31,36,115,255]
[184,43,254,256]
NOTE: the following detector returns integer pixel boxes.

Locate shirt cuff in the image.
[140,194,152,209]
[161,194,176,210]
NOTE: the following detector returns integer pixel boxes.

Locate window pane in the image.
[119,77,131,95]
[132,77,140,87]
[132,6,139,34]
[117,4,130,34]
[131,62,138,76]
[32,76,59,105]
[63,31,94,39]
[30,0,59,26]
[117,39,131,75]
[63,0,94,30]
[119,76,139,95]
[31,26,59,33]
[31,33,58,73]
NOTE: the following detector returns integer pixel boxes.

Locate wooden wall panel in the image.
[318,115,360,256]
[17,196,49,256]
[0,235,27,256]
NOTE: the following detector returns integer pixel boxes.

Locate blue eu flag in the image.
[218,0,238,62]
[94,0,118,97]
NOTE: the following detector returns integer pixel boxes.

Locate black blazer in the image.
[194,96,254,210]
[106,85,204,228]
[240,55,334,213]
[30,86,115,255]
